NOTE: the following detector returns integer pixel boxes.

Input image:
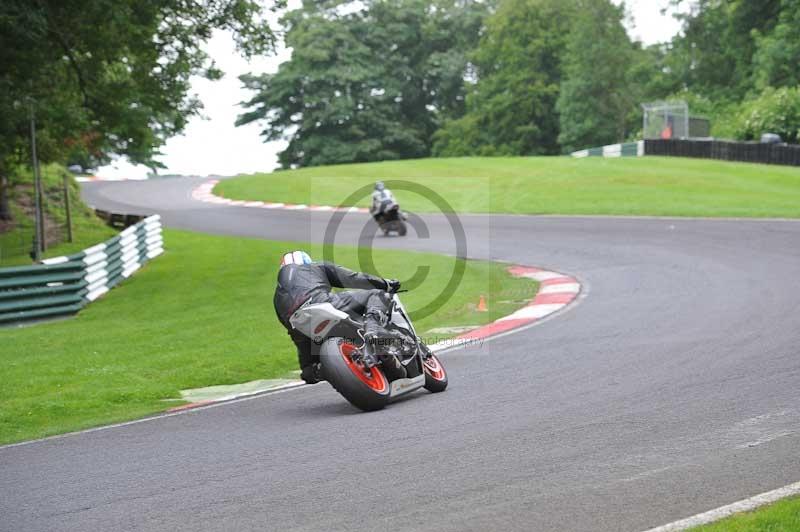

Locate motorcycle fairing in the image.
[289,302,350,339]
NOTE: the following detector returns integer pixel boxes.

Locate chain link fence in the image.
[642,101,690,140]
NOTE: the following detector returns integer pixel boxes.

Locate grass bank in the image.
[0,163,116,267]
[0,229,537,445]
[216,156,800,218]
[691,495,800,531]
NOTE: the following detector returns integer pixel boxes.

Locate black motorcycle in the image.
[373,200,408,236]
[289,289,448,411]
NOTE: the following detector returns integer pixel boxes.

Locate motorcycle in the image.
[289,289,448,411]
[373,200,408,236]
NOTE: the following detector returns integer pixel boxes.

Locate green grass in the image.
[0,163,116,267]
[690,496,800,531]
[216,156,800,218]
[0,228,537,445]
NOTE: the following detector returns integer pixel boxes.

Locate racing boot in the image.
[300,363,324,384]
[364,312,407,380]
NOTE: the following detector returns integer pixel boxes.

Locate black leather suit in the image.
[273,262,391,376]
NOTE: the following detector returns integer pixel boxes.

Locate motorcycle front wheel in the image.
[320,338,390,411]
[422,353,448,393]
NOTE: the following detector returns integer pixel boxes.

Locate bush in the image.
[733,86,800,143]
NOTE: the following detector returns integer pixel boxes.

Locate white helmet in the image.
[280,250,313,267]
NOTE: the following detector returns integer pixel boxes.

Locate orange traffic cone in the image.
[477,295,488,312]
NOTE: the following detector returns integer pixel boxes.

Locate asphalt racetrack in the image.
[2,177,800,532]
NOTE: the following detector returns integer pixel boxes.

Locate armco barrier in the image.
[572,139,800,166]
[0,215,163,325]
[572,141,644,159]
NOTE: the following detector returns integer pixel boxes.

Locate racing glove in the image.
[384,279,401,293]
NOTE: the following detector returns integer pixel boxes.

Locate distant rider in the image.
[273,251,403,384]
[370,181,396,220]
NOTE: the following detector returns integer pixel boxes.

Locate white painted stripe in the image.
[310,205,334,211]
[86,277,108,293]
[84,268,109,284]
[539,282,580,294]
[41,256,70,265]
[119,225,137,238]
[121,248,140,261]
[122,264,140,278]
[521,271,565,282]
[122,250,139,266]
[147,247,164,259]
[496,303,565,321]
[122,250,140,263]
[643,481,800,532]
[85,260,108,275]
[603,144,622,157]
[82,242,106,256]
[263,202,285,208]
[428,338,480,352]
[284,204,308,210]
[120,237,140,249]
[243,201,265,207]
[119,234,138,246]
[85,286,109,301]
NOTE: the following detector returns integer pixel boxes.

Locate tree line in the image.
[239,0,800,168]
[2,0,799,223]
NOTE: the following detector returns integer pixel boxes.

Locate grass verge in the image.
[0,228,537,445]
[216,156,800,218]
[690,495,800,531]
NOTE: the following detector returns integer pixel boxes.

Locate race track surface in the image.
[2,177,799,532]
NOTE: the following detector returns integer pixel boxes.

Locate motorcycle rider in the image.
[273,250,404,384]
[370,181,396,222]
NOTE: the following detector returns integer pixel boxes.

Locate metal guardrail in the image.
[572,139,800,166]
[571,141,644,158]
[0,215,163,325]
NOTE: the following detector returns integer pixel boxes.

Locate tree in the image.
[238,0,487,169]
[733,86,800,143]
[0,0,282,221]
[665,0,782,101]
[433,0,577,157]
[556,0,634,152]
[752,0,800,90]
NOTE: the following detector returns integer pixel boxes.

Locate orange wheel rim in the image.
[340,342,388,393]
[424,355,446,381]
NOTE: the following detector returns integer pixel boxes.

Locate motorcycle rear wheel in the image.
[320,338,390,411]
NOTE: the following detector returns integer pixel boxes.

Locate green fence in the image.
[0,215,163,326]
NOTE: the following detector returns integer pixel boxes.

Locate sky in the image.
[96,0,685,180]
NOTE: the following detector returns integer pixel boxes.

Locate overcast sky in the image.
[97,0,684,179]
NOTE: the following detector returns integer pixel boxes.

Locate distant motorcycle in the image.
[373,200,408,236]
[289,287,447,411]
